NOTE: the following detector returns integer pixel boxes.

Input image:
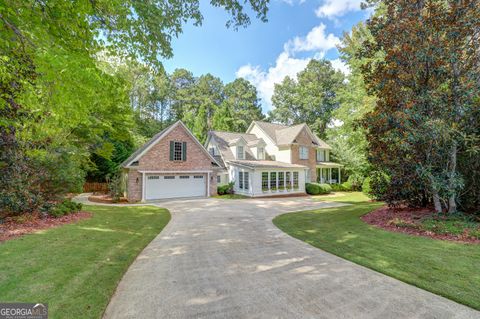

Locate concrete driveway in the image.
[103,197,478,319]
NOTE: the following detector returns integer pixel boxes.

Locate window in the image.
[257,147,265,160]
[244,172,249,190]
[180,175,190,179]
[293,172,299,189]
[239,171,244,189]
[164,176,175,180]
[278,172,285,190]
[286,172,291,190]
[270,172,277,190]
[194,175,204,179]
[217,175,221,183]
[299,146,309,160]
[262,172,269,191]
[237,146,244,159]
[209,147,215,156]
[170,141,186,161]
[148,175,160,180]
[325,150,329,161]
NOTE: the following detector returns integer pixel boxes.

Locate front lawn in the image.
[0,205,170,319]
[273,193,480,310]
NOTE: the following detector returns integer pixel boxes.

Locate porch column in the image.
[338,168,341,184]
[329,168,332,183]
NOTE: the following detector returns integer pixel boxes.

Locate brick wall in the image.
[290,128,317,182]
[126,124,217,202]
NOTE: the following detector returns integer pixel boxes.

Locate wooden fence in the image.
[83,182,109,193]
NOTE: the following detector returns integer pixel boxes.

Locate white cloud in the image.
[315,0,363,19]
[236,23,343,111]
[236,52,309,110]
[284,23,340,54]
[330,58,350,76]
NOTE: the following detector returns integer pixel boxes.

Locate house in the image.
[121,121,220,202]
[205,121,342,197]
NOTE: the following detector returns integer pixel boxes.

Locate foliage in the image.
[360,0,480,213]
[0,205,170,318]
[306,183,332,195]
[0,0,270,215]
[366,170,390,201]
[107,171,124,203]
[362,177,371,196]
[345,174,364,191]
[217,182,234,195]
[269,59,344,138]
[49,200,83,218]
[327,22,377,180]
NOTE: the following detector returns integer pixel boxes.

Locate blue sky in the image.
[163,0,370,112]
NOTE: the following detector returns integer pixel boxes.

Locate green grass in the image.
[213,194,249,199]
[312,191,372,203]
[0,205,170,319]
[273,192,480,310]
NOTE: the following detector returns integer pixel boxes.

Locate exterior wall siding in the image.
[126,124,217,202]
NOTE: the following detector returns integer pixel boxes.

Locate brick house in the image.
[121,121,219,202]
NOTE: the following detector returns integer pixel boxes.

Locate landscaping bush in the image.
[306,183,321,195]
[217,182,234,195]
[306,183,332,195]
[362,177,372,196]
[341,181,353,191]
[318,183,332,194]
[346,174,364,191]
[49,199,83,218]
[330,184,344,192]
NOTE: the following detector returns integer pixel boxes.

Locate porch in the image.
[316,162,343,184]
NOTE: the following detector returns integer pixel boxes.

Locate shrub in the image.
[362,171,390,200]
[217,182,234,195]
[318,183,332,194]
[306,183,332,195]
[306,183,320,195]
[341,181,353,191]
[346,174,364,191]
[107,171,124,202]
[330,184,345,192]
[48,199,82,218]
[362,177,372,196]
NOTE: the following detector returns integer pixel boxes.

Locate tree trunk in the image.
[433,190,442,213]
[447,141,457,213]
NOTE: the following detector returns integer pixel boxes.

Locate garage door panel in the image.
[145,174,206,200]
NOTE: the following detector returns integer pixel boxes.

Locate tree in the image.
[0,0,270,215]
[269,59,345,138]
[223,78,264,132]
[326,22,378,180]
[360,0,480,213]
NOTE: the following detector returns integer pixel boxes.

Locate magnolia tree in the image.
[360,0,480,213]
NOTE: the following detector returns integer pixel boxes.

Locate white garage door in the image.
[145,174,206,200]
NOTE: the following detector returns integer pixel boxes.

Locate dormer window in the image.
[257,147,265,160]
[237,146,244,159]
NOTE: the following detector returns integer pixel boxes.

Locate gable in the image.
[123,121,218,169]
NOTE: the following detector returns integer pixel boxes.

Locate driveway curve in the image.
[103,197,478,319]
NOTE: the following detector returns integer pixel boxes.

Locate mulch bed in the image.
[88,194,129,204]
[0,212,92,242]
[362,206,480,244]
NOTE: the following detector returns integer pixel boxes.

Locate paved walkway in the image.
[96,197,479,319]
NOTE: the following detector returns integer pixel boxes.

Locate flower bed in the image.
[362,206,480,244]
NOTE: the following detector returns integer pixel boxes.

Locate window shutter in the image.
[169,141,174,161]
[182,142,187,161]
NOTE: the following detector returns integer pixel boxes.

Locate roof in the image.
[208,131,259,163]
[227,160,307,169]
[250,121,332,149]
[122,121,219,168]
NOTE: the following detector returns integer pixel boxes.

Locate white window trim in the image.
[173,141,184,161]
[257,147,265,160]
[237,146,245,160]
[299,146,309,160]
